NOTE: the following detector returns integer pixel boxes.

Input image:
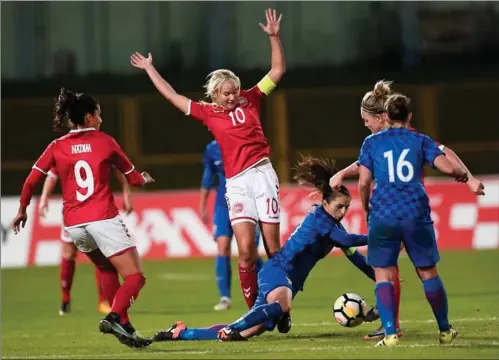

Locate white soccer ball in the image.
[332,293,368,328]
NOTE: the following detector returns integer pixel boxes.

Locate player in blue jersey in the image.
[200,140,264,311]
[357,93,477,347]
[153,156,380,342]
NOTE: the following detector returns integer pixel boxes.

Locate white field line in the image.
[4,342,499,359]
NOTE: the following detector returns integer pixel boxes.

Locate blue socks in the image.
[215,255,231,298]
[375,282,396,336]
[423,276,449,331]
[229,302,283,333]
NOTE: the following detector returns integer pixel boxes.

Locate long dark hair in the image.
[293,155,350,203]
[53,87,99,132]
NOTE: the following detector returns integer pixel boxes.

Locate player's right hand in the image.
[329,173,344,190]
[130,52,153,70]
[141,172,155,184]
[467,177,485,196]
[12,212,27,235]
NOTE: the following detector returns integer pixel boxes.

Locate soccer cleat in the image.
[217,327,248,341]
[98,301,112,314]
[213,297,232,311]
[277,312,292,334]
[439,326,458,344]
[363,306,380,323]
[375,334,399,347]
[59,301,71,316]
[152,321,187,342]
[99,312,152,348]
[364,325,403,340]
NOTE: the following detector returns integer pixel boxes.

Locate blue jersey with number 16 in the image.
[358,127,443,221]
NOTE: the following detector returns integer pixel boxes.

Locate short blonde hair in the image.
[203,69,241,102]
[360,80,393,114]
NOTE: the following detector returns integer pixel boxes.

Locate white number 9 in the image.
[74,160,95,202]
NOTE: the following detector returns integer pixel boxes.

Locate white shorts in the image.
[60,226,72,244]
[225,161,280,225]
[65,216,135,258]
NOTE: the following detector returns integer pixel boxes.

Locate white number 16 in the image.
[383,149,414,182]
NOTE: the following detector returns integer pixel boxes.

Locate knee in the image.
[278,302,291,314]
[416,265,438,281]
[237,245,257,266]
[62,244,77,261]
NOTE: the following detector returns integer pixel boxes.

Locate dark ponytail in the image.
[293,155,350,203]
[52,87,99,132]
[385,93,411,123]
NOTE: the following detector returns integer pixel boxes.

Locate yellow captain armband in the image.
[342,247,357,256]
[257,75,276,96]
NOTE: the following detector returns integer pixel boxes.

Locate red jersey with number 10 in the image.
[31,128,141,227]
[186,86,271,178]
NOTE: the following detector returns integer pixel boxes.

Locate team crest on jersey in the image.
[237,96,248,107]
[232,202,244,214]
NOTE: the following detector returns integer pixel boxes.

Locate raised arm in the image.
[130,52,191,114]
[259,9,286,85]
[329,161,360,190]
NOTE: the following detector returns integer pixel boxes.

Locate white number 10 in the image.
[383,149,414,183]
[229,108,246,126]
[74,160,95,201]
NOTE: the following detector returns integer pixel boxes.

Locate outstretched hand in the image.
[259,8,282,37]
[130,52,153,70]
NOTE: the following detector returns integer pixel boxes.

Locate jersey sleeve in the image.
[186,101,211,123]
[32,141,56,175]
[422,135,445,168]
[329,227,368,248]
[357,137,374,172]
[201,147,216,189]
[109,137,145,186]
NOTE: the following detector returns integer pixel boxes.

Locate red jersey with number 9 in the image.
[186,86,271,178]
[32,128,138,227]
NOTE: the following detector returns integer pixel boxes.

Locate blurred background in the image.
[2,1,499,194]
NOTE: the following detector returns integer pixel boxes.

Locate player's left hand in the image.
[12,211,27,235]
[259,8,282,37]
[467,177,485,196]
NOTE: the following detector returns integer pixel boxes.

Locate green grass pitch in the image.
[2,250,499,359]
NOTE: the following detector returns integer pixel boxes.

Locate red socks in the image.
[60,258,76,303]
[394,265,401,329]
[238,263,258,309]
[110,273,146,320]
[94,268,107,303]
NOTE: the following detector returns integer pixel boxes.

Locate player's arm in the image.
[199,152,216,223]
[329,228,368,248]
[442,145,485,195]
[329,161,360,190]
[110,138,154,186]
[14,142,56,233]
[130,52,191,114]
[341,247,375,282]
[357,137,374,218]
[424,137,468,183]
[38,170,59,218]
[112,167,134,215]
[257,9,285,94]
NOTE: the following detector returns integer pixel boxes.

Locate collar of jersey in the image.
[69,128,97,133]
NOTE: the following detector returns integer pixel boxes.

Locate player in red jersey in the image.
[12,88,155,348]
[38,165,134,316]
[329,80,485,340]
[131,8,286,315]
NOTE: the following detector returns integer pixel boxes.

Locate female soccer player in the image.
[12,88,154,348]
[38,166,134,316]
[357,93,476,347]
[152,156,380,342]
[131,8,286,311]
[200,140,264,311]
[329,80,485,341]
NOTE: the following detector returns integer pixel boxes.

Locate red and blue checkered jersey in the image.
[270,206,367,291]
[358,127,443,221]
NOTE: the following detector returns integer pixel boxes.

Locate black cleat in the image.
[217,327,248,341]
[152,321,187,342]
[99,312,152,348]
[59,301,71,316]
[277,312,292,334]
